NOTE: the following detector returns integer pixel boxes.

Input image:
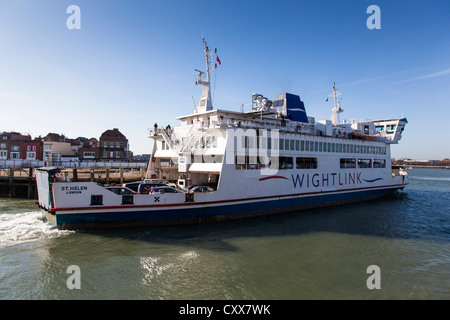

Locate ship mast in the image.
[330,82,344,125]
[194,37,217,113]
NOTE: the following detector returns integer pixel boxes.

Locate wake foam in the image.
[0,211,72,248]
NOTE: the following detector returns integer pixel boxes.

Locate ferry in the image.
[36,39,408,230]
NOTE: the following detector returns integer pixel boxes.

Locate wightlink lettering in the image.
[291,172,362,188]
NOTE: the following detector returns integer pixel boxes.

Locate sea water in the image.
[0,168,448,299]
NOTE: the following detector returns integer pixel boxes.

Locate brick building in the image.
[99,128,130,161]
[0,132,42,160]
[77,137,100,160]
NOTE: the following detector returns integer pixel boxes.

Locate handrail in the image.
[180,122,203,153]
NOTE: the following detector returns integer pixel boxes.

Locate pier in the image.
[0,166,147,199]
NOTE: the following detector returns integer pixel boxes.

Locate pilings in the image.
[0,167,36,199]
[0,166,147,199]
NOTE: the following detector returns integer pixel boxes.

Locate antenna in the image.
[330,82,344,125]
[194,36,218,113]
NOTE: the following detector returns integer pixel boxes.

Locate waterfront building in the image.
[99,128,130,161]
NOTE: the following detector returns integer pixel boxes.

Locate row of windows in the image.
[0,145,37,151]
[103,151,124,158]
[4,151,36,160]
[235,156,386,170]
[101,141,125,148]
[241,136,387,155]
[340,158,386,169]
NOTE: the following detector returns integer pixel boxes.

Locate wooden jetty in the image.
[0,166,147,199]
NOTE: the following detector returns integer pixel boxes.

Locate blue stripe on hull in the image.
[54,187,402,230]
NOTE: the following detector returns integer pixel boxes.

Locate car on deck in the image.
[188,186,215,193]
[105,186,137,195]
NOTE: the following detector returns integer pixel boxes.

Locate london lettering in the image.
[291,172,362,188]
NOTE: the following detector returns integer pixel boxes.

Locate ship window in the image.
[314,142,318,152]
[90,195,103,206]
[285,139,290,150]
[305,141,309,151]
[280,139,284,150]
[273,138,279,150]
[295,140,300,151]
[248,156,258,169]
[340,158,356,169]
[310,141,314,151]
[373,159,386,168]
[269,156,279,169]
[332,143,335,153]
[290,139,294,151]
[235,156,245,169]
[248,136,255,149]
[364,125,370,135]
[358,159,372,168]
[386,124,396,133]
[273,100,284,107]
[122,195,134,205]
[301,140,305,151]
[268,137,272,150]
[241,136,248,149]
[296,157,318,169]
[279,157,293,170]
[261,137,267,149]
[318,142,322,152]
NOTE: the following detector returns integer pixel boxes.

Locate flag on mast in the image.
[216,55,221,65]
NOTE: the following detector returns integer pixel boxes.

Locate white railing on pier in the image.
[0,159,148,169]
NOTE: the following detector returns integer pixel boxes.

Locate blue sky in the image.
[0,0,449,160]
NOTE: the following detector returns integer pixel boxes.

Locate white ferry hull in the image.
[41,184,404,230]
